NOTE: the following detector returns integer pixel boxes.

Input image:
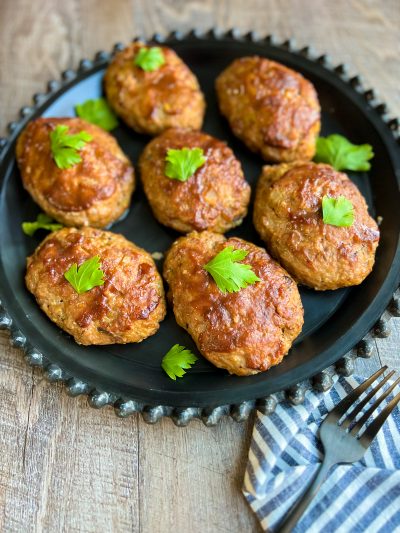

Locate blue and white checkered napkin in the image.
[243,376,400,532]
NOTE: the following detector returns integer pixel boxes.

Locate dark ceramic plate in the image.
[0,31,399,423]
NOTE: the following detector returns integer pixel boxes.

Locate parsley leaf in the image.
[64,255,105,294]
[75,98,118,131]
[22,213,63,236]
[134,47,165,72]
[315,134,374,171]
[161,344,198,380]
[165,147,206,182]
[322,195,354,227]
[204,246,261,294]
[50,124,92,169]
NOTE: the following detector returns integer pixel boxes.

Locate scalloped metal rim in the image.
[0,28,399,426]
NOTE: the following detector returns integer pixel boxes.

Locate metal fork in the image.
[279,366,400,533]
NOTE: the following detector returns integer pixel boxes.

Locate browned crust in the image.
[139,129,251,233]
[16,117,135,228]
[104,43,205,135]
[253,162,380,290]
[26,227,166,345]
[215,56,321,162]
[163,231,303,376]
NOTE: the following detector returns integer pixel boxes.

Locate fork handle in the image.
[278,457,335,532]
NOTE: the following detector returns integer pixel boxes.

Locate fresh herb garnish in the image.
[322,195,354,227]
[161,344,198,380]
[315,134,374,171]
[50,125,92,169]
[22,213,63,236]
[64,255,105,294]
[75,98,118,131]
[165,147,206,182]
[204,246,261,294]
[134,47,165,72]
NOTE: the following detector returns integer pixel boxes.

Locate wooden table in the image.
[0,1,399,531]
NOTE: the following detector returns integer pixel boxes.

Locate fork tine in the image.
[359,390,400,446]
[341,370,395,429]
[350,376,400,436]
[328,367,387,419]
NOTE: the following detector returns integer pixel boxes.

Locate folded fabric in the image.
[243,376,400,532]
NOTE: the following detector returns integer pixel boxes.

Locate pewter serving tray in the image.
[0,30,399,425]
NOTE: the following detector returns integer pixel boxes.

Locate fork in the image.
[279,366,400,533]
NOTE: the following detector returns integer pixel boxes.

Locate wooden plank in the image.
[137,414,261,533]
[375,317,400,372]
[0,332,140,532]
[354,332,382,376]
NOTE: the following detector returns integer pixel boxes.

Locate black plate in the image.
[0,31,399,411]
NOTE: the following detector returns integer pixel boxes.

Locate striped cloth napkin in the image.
[243,376,400,532]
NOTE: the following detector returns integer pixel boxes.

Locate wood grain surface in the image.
[0,1,399,532]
